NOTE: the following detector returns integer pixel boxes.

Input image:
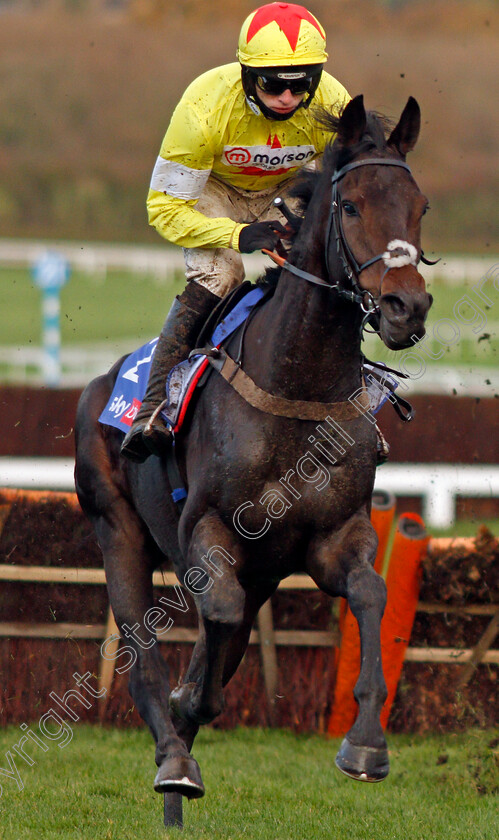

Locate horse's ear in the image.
[336,95,367,147]
[387,96,421,158]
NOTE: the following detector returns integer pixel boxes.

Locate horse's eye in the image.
[422,203,430,216]
[342,201,358,217]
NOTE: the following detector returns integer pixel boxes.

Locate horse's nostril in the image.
[379,293,407,319]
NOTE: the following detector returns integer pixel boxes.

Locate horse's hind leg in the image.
[80,488,205,800]
[306,511,389,782]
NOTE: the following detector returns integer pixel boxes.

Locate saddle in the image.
[99,277,412,436]
[98,281,272,435]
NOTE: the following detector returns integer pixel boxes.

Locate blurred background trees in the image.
[0,1,497,251]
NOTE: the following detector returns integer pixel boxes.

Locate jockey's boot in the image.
[120,282,220,462]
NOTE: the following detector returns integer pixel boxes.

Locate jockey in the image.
[121,2,350,462]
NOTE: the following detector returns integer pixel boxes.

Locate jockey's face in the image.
[255,83,306,116]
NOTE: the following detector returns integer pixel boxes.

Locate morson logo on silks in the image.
[223,134,315,175]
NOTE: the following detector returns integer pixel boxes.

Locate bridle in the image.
[264,155,433,331]
[327,157,412,298]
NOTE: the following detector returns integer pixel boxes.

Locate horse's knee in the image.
[198,575,246,629]
[169,681,222,726]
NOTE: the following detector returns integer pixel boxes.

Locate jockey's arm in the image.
[146,90,246,252]
[147,190,246,252]
[146,66,350,253]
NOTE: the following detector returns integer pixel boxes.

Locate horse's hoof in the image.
[154,753,205,799]
[335,737,389,782]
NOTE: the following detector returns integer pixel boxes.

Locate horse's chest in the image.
[220,439,375,549]
[190,410,376,538]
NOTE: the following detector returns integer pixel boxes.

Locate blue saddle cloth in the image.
[99,286,266,433]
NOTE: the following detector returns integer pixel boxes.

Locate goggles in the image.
[255,73,315,97]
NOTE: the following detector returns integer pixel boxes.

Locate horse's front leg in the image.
[170,512,248,726]
[306,510,389,782]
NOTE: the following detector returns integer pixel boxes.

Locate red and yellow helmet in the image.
[237,3,328,67]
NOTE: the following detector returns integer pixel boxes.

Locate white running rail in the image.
[1,458,498,530]
[0,238,497,284]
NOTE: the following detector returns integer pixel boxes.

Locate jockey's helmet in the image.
[237,3,327,121]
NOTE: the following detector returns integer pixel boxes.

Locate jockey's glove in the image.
[238,220,287,253]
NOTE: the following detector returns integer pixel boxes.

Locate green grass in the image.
[1,267,498,360]
[0,266,185,348]
[0,726,497,839]
[1,266,498,390]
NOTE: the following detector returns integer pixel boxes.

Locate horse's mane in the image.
[290,105,395,212]
[256,104,394,289]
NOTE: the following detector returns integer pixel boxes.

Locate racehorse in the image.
[74,95,432,827]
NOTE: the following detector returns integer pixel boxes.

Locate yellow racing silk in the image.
[147,63,349,251]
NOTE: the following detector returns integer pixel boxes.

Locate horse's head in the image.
[324,95,433,350]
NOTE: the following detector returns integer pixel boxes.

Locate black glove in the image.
[238,220,287,254]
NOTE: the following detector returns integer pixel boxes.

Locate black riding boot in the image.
[120,282,220,462]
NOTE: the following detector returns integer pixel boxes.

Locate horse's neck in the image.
[249,244,363,402]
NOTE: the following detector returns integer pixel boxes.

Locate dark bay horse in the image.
[74,95,432,825]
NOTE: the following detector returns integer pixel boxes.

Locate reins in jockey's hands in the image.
[239,220,287,253]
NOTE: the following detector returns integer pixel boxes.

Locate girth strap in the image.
[208,348,370,422]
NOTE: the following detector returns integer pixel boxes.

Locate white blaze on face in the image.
[382,239,418,269]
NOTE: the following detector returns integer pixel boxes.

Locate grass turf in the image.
[0,267,184,348]
[0,726,497,839]
[1,266,498,360]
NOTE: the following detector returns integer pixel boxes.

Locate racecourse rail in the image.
[1,238,497,284]
[1,457,499,529]
[1,239,499,392]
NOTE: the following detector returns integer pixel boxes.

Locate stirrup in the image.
[143,399,168,436]
[142,399,173,457]
[376,425,390,466]
[120,423,153,462]
[121,400,170,462]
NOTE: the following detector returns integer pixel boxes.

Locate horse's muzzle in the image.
[378,289,433,350]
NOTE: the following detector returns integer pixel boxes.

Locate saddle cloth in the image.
[99,286,266,434]
[99,285,399,434]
